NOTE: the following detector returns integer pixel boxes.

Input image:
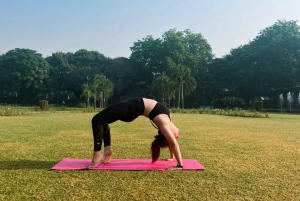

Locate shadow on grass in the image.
[0,160,57,170]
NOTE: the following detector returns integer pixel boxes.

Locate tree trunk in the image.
[103,93,106,108]
[181,81,184,109]
[98,95,101,108]
[99,92,103,108]
[177,90,180,109]
[173,98,175,108]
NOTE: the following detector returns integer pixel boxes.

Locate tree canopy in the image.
[1,20,300,109]
[0,48,49,103]
[130,29,213,108]
[209,20,300,106]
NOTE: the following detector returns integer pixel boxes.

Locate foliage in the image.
[45,49,111,102]
[130,29,212,104]
[0,48,50,103]
[82,106,97,113]
[80,74,114,110]
[57,105,67,111]
[1,20,300,108]
[171,107,265,118]
[92,74,114,109]
[104,57,140,96]
[152,72,176,104]
[167,57,197,109]
[81,84,92,108]
[209,20,300,105]
[38,100,48,111]
[0,107,22,116]
[77,102,86,108]
[253,100,264,111]
[45,50,112,101]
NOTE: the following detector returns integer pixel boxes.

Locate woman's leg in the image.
[103,125,113,163]
[90,116,113,167]
[103,124,111,147]
[89,115,105,168]
[89,102,129,167]
[92,122,104,151]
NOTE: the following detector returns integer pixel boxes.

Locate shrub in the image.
[0,107,20,116]
[58,105,67,111]
[190,109,199,114]
[82,107,95,113]
[39,100,48,111]
[253,101,263,111]
[49,108,56,113]
[168,107,267,118]
[265,112,269,118]
[170,108,182,113]
[252,111,262,117]
[78,102,86,108]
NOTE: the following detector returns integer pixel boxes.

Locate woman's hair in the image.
[151,130,169,163]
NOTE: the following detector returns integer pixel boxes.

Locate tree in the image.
[68,67,96,99]
[152,72,176,105]
[130,29,212,107]
[94,74,114,108]
[249,20,300,93]
[168,58,197,109]
[45,52,76,103]
[69,49,111,71]
[161,29,189,108]
[46,50,112,102]
[90,82,100,111]
[209,20,300,107]
[130,36,165,74]
[102,78,114,107]
[182,29,214,106]
[81,83,92,108]
[0,48,49,104]
[104,57,140,98]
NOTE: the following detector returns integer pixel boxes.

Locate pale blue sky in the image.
[1,0,300,58]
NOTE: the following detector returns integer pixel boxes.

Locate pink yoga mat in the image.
[51,158,205,171]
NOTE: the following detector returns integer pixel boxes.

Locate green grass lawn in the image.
[0,112,299,200]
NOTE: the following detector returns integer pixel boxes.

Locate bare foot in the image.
[88,151,103,169]
[103,146,113,164]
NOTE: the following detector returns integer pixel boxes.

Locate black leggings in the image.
[92,123,111,151]
[91,98,144,151]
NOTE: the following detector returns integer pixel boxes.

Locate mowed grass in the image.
[0,112,299,200]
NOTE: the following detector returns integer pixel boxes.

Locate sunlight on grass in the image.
[0,112,299,200]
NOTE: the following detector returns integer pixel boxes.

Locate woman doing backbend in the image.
[89,97,183,169]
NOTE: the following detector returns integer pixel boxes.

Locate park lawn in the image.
[0,112,299,200]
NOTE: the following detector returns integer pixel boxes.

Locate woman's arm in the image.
[161,146,175,161]
[152,115,183,169]
[168,145,175,160]
[159,124,183,167]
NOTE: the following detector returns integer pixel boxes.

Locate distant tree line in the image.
[1,20,300,109]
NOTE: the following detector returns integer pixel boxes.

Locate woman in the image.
[89,97,183,170]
